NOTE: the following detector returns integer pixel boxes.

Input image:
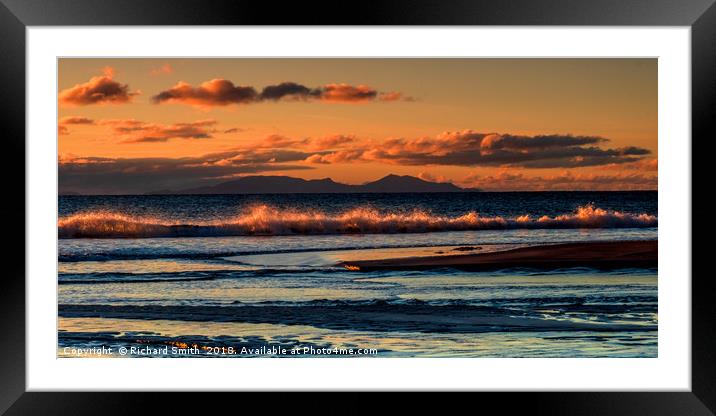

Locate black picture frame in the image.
[1,0,712,414]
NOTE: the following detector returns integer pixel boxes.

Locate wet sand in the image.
[340,240,657,271]
[223,244,524,267]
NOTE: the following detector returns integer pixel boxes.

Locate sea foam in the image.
[58,204,657,239]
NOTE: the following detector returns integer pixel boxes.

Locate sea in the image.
[58,191,658,358]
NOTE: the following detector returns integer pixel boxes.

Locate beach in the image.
[341,240,657,271]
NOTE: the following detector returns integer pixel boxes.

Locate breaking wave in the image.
[58,204,657,239]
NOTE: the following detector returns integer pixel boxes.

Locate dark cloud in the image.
[259,82,411,103]
[99,119,218,143]
[58,128,654,194]
[59,67,139,106]
[307,130,651,168]
[151,79,258,106]
[259,82,321,101]
[59,151,314,195]
[481,134,606,150]
[58,116,95,135]
[152,79,410,107]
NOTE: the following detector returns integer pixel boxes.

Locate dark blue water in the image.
[59,191,657,220]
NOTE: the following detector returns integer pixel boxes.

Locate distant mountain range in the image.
[149,174,479,195]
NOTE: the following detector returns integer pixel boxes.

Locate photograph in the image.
[57,58,658,358]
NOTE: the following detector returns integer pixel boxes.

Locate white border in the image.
[27,27,691,391]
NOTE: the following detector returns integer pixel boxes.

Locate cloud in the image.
[303,154,329,164]
[258,82,413,103]
[460,170,657,191]
[201,148,319,167]
[249,134,357,152]
[56,131,351,191]
[319,83,377,102]
[60,116,95,125]
[59,67,139,106]
[480,133,606,150]
[223,127,247,134]
[308,134,357,150]
[603,158,658,172]
[58,116,95,135]
[151,79,258,106]
[152,79,409,107]
[303,149,365,164]
[259,82,320,101]
[59,150,314,194]
[251,134,301,149]
[630,158,658,171]
[58,127,655,193]
[417,172,449,183]
[100,119,218,143]
[307,130,652,169]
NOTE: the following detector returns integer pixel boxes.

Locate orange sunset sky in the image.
[58,58,657,195]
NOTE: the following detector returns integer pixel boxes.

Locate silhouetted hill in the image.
[156,174,477,194]
[360,174,463,193]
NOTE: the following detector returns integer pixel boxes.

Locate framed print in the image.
[55,56,662,361]
[3,0,713,414]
